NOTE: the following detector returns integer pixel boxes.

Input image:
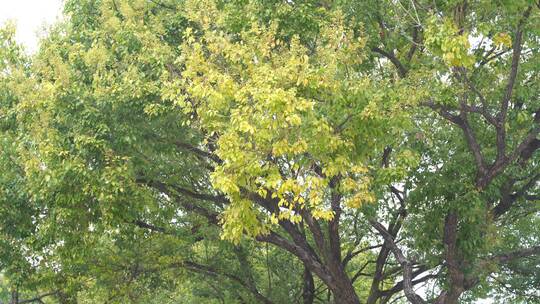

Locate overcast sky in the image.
[0,0,63,53]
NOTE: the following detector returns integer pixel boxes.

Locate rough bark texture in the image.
[302,267,315,304]
[10,289,18,304]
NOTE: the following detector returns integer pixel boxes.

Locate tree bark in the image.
[438,212,465,304]
[10,289,18,304]
[302,266,315,304]
[331,277,361,304]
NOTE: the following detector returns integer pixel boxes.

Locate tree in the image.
[0,0,538,303]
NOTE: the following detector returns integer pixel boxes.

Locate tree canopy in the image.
[0,0,539,303]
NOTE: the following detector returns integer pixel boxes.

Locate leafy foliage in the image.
[0,0,538,303]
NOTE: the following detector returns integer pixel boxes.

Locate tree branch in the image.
[181,260,273,304]
[174,141,223,165]
[493,245,540,264]
[423,100,488,182]
[256,232,334,289]
[370,221,426,304]
[18,292,58,304]
[371,47,408,78]
[493,172,540,218]
[499,6,533,128]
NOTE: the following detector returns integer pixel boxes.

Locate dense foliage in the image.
[0,0,538,303]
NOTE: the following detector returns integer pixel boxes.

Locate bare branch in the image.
[494,172,540,218]
[343,244,384,268]
[482,125,540,188]
[493,245,540,264]
[371,47,408,78]
[131,219,168,234]
[174,141,223,165]
[379,273,438,298]
[256,232,334,288]
[423,100,488,181]
[499,6,533,127]
[181,260,274,304]
[370,221,426,304]
[18,292,58,304]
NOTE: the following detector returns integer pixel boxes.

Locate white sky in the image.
[0,0,63,53]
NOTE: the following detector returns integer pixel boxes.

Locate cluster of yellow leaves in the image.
[171,0,386,242]
[341,165,375,208]
[220,199,268,242]
[492,32,512,48]
[425,17,474,68]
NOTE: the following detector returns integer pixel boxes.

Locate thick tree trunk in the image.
[433,290,463,304]
[10,289,18,304]
[331,278,361,304]
[326,264,361,304]
[437,212,465,304]
[302,266,315,304]
[257,230,361,304]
